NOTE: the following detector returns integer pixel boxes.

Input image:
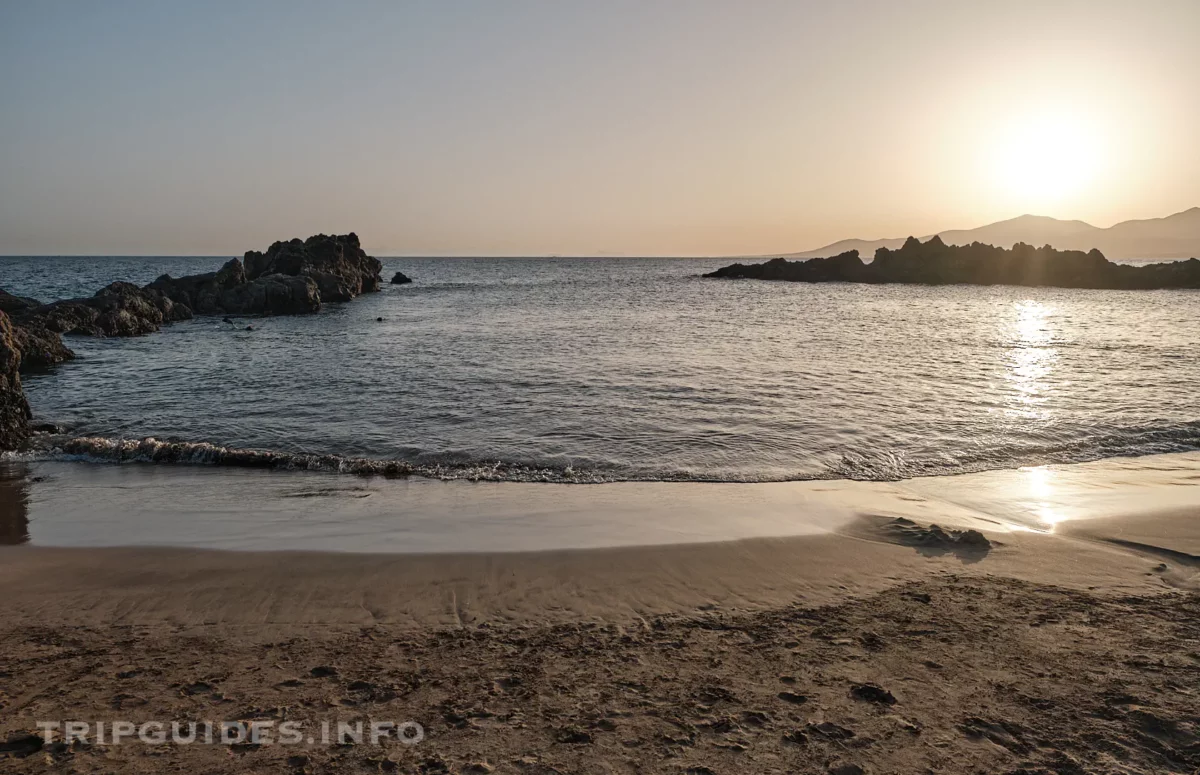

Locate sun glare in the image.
[989,112,1104,209]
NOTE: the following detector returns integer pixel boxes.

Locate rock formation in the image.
[8,322,75,372]
[3,232,382,367]
[243,233,382,302]
[148,258,320,316]
[21,282,193,338]
[0,290,41,317]
[0,233,384,449]
[704,236,1200,290]
[2,283,192,373]
[0,312,32,450]
[149,233,380,315]
[391,271,412,285]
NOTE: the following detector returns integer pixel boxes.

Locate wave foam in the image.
[39,436,626,484]
[10,420,1200,485]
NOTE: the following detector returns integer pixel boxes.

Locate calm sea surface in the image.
[2,256,1198,482]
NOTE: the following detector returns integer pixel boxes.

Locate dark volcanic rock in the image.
[851,683,897,705]
[150,260,320,316]
[8,322,75,372]
[0,311,32,450]
[882,518,993,558]
[391,271,412,285]
[151,234,380,315]
[16,282,192,338]
[704,237,1200,290]
[1,280,189,375]
[706,251,868,283]
[220,274,320,316]
[147,258,249,315]
[0,289,42,317]
[244,233,382,302]
[3,232,380,432]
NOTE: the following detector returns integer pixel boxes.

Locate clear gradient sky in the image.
[2,0,1198,256]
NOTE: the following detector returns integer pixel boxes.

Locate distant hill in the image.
[778,207,1200,261]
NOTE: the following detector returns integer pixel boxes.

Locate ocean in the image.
[3,255,1199,484]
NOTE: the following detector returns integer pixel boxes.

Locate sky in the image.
[1,0,1198,256]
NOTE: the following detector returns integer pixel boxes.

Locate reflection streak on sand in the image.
[3,451,1198,553]
[0,451,1196,629]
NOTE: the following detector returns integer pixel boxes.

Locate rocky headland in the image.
[705,236,1200,289]
[0,233,383,450]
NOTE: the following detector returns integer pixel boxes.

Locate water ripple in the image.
[4,256,1199,483]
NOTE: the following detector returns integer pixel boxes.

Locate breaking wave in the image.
[821,420,1200,481]
[11,420,1200,484]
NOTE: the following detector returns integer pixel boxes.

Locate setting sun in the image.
[2,4,1200,772]
[989,112,1106,209]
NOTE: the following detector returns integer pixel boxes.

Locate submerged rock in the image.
[704,238,1200,290]
[0,311,32,450]
[884,517,993,552]
[391,271,412,285]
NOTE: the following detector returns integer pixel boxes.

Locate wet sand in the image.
[5,450,1200,552]
[0,453,1197,772]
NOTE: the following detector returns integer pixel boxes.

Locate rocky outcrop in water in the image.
[244,233,382,302]
[2,282,193,374]
[704,237,1200,290]
[0,290,41,317]
[149,233,380,315]
[148,258,320,316]
[8,322,75,372]
[0,292,74,372]
[0,312,32,450]
[2,232,383,371]
[391,271,412,285]
[0,233,385,446]
[22,282,193,337]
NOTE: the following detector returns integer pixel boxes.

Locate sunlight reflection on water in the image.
[1004,300,1059,420]
[8,258,1200,483]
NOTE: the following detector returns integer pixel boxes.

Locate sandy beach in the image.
[1,454,1197,773]
[4,3,1199,772]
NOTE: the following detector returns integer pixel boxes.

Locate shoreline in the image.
[1,449,1195,630]
[13,417,1200,484]
[3,449,1199,553]
[1,452,1196,772]
[0,517,1190,630]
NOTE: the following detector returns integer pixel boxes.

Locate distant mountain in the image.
[780,207,1200,261]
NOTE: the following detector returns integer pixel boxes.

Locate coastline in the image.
[1,453,1197,772]
[0,513,1189,630]
[3,449,1199,552]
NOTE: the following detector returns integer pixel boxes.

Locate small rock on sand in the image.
[851,683,897,705]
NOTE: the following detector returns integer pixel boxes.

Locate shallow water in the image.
[3,452,1197,552]
[3,256,1200,482]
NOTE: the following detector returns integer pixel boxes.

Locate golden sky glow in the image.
[1,1,1197,256]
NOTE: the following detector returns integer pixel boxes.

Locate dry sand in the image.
[0,454,1197,773]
